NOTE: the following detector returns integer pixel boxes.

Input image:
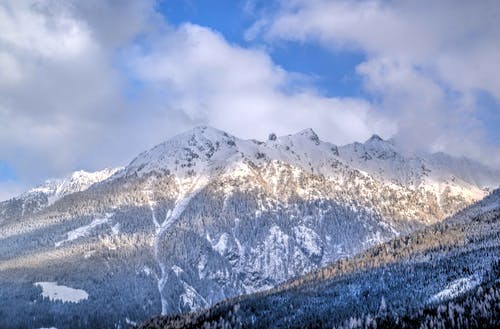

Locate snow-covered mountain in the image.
[0,126,498,329]
[0,167,121,223]
[120,126,495,226]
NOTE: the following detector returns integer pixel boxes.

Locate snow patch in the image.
[428,275,481,303]
[83,251,95,259]
[179,281,208,310]
[213,233,230,255]
[55,213,113,247]
[125,318,137,326]
[35,282,88,303]
[143,266,152,276]
[197,254,208,279]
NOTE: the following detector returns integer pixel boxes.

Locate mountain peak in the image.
[363,134,396,150]
[125,126,239,177]
[293,128,320,145]
[366,134,385,143]
[184,125,229,139]
[160,125,237,150]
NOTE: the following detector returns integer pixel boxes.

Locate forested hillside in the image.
[138,189,500,329]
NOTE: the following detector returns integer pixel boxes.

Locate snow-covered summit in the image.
[4,125,489,226]
[120,126,499,193]
[124,126,241,178]
[343,134,397,160]
[291,128,321,145]
[339,136,420,185]
[364,134,396,152]
[122,126,342,180]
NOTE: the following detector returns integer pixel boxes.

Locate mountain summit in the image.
[366,133,385,143]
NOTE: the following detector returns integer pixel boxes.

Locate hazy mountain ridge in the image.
[0,167,121,224]
[339,135,498,190]
[0,126,498,328]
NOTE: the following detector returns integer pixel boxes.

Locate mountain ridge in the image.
[4,126,498,206]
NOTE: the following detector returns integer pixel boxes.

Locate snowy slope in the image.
[94,126,499,315]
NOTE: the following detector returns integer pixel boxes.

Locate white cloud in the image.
[130,23,387,143]
[0,0,388,199]
[0,0,157,193]
[250,0,500,164]
[0,52,22,86]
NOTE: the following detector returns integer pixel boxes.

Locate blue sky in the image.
[0,161,17,182]
[160,0,367,98]
[0,0,499,199]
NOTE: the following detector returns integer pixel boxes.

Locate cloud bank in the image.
[0,0,498,198]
